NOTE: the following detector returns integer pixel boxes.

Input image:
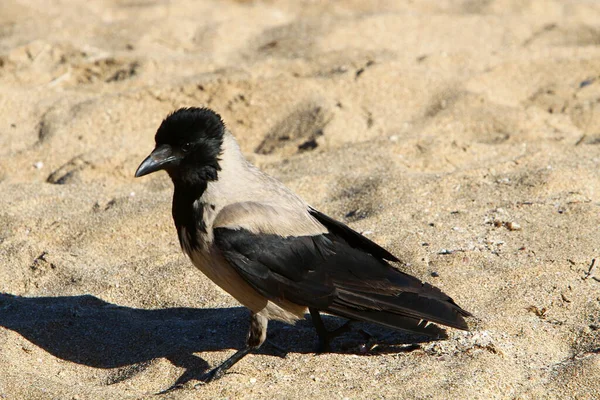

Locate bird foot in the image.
[193,346,253,385]
[315,320,354,353]
[194,366,226,386]
[156,383,185,395]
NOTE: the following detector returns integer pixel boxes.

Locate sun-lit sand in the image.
[1,1,599,398]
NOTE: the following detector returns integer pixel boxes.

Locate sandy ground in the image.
[1,0,599,398]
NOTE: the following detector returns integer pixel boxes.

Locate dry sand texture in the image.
[1,0,600,398]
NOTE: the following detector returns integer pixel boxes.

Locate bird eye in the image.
[181,142,192,152]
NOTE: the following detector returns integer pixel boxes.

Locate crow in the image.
[135,107,471,382]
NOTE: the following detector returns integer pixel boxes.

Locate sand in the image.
[1,0,599,398]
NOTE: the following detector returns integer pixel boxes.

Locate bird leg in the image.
[309,308,353,353]
[200,312,268,383]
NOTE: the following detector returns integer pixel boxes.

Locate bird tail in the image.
[327,288,471,337]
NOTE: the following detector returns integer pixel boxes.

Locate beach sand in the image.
[1,0,599,398]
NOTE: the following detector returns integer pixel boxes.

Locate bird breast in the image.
[185,240,306,323]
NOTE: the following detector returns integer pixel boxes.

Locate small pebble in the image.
[249,377,257,384]
[33,161,44,169]
[505,222,521,231]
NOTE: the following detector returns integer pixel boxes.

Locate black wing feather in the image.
[308,207,399,262]
[214,227,470,336]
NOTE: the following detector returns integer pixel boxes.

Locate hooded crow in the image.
[135,107,471,382]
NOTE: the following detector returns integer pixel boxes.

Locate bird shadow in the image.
[0,293,440,390]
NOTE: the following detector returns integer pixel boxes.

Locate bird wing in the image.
[307,207,399,262]
[213,202,470,337]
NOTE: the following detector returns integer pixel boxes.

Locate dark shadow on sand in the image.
[0,293,440,389]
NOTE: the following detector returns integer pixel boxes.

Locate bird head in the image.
[135,107,225,187]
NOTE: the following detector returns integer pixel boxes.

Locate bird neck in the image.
[172,181,208,253]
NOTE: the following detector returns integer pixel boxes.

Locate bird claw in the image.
[193,367,226,386]
[315,320,354,353]
[156,383,185,395]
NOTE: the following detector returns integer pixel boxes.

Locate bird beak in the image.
[135,144,178,177]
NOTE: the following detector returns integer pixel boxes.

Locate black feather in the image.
[308,207,399,262]
[214,227,470,336]
[155,107,225,156]
[155,107,224,190]
[152,107,227,252]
